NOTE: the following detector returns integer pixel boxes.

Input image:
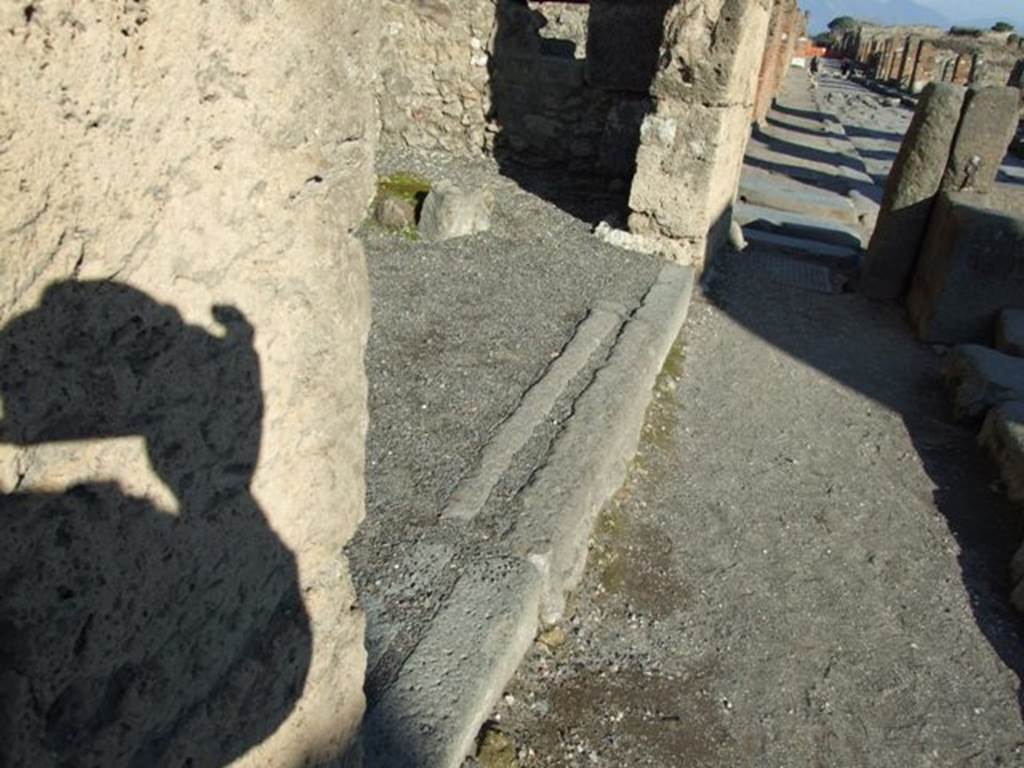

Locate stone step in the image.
[741,227,861,265]
[944,344,1024,420]
[735,201,866,249]
[997,309,1024,357]
[739,168,860,225]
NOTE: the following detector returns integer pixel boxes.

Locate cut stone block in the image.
[944,344,1024,420]
[997,309,1024,357]
[908,191,1024,344]
[861,83,966,300]
[376,195,417,230]
[418,182,492,242]
[738,168,860,225]
[980,402,1024,503]
[735,202,865,249]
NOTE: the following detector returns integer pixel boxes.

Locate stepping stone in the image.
[735,202,865,249]
[944,344,1024,420]
[739,169,860,225]
[908,191,1024,344]
[996,309,1024,357]
[742,228,860,264]
[980,401,1024,503]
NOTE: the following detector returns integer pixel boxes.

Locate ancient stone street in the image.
[472,67,1024,768]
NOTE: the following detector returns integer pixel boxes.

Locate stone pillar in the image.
[861,84,967,299]
[0,2,376,765]
[1011,60,1024,89]
[863,83,1021,300]
[911,41,938,94]
[942,86,1021,194]
[626,0,773,269]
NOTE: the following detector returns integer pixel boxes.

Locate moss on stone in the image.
[377,172,432,207]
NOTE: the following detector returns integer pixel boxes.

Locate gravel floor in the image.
[348,148,663,707]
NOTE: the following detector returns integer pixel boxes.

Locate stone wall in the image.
[0,2,377,765]
[627,0,774,268]
[378,0,497,155]
[491,0,624,175]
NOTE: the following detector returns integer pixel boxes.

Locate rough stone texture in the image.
[860,83,966,300]
[908,191,1024,344]
[997,309,1024,357]
[0,3,376,765]
[980,402,1024,504]
[418,182,493,241]
[627,0,774,269]
[376,195,418,230]
[378,0,498,155]
[942,86,1022,196]
[944,345,1024,420]
[532,1,590,57]
[490,0,621,173]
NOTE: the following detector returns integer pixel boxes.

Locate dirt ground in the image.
[468,68,1024,768]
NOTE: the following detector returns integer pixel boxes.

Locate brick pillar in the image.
[911,41,937,93]
[888,38,906,82]
[952,55,972,85]
[898,36,919,90]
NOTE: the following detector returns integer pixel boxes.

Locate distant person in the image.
[841,58,851,78]
[810,56,820,76]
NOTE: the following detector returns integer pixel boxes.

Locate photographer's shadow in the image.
[0,281,310,767]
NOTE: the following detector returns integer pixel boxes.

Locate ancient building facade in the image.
[378,0,791,269]
[842,23,1024,93]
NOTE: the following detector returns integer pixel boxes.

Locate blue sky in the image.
[803,0,1024,32]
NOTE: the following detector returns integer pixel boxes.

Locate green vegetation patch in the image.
[377,172,432,207]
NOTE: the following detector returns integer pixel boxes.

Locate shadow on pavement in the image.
[723,84,1024,718]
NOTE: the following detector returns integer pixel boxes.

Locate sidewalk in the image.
[347,149,695,766]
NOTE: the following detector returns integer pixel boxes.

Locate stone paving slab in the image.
[738,167,860,225]
[735,201,866,249]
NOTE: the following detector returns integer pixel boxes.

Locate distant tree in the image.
[992,21,1015,33]
[827,16,859,33]
[949,26,984,37]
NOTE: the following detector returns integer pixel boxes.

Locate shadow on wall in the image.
[710,208,1024,720]
[0,281,310,766]
[487,0,673,224]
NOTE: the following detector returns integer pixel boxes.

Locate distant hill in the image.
[803,0,949,33]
